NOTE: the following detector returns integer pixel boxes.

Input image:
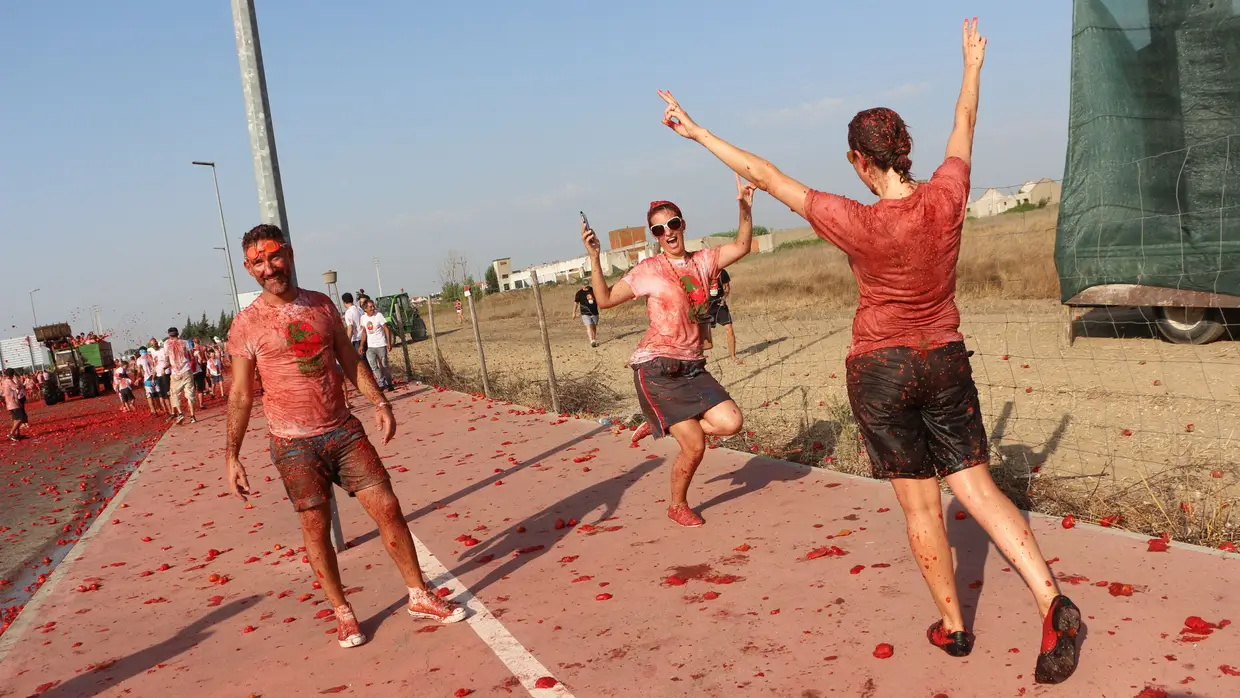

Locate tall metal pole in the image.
[28,288,39,328]
[374,259,384,297]
[231,0,344,547]
[231,0,295,288]
[194,162,243,315]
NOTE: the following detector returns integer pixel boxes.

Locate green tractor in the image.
[374,293,428,345]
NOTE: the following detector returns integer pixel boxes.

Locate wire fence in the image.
[388,192,1240,549]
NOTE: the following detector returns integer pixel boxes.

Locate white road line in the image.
[411,534,576,698]
[0,430,171,663]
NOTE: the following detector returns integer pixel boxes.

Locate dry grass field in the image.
[394,205,1240,547]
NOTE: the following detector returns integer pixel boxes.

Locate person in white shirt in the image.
[206,349,225,398]
[164,327,198,424]
[148,339,173,415]
[113,360,135,413]
[358,298,393,390]
[342,292,364,354]
[135,348,159,415]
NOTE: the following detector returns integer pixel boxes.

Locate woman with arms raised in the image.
[581,175,755,528]
[655,20,1080,683]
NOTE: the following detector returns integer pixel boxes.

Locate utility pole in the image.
[231,0,296,288]
[374,258,384,297]
[231,0,345,549]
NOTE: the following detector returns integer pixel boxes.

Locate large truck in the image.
[33,323,113,399]
[1056,0,1240,344]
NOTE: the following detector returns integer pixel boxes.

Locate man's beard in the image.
[261,272,291,294]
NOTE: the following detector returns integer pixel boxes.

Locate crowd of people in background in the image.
[116,329,229,423]
[341,292,394,391]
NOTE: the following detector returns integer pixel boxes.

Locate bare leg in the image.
[725,324,742,364]
[354,483,428,591]
[698,400,743,437]
[945,466,1058,617]
[299,503,348,608]
[891,477,966,632]
[665,420,707,508]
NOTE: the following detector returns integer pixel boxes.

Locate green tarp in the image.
[1056,0,1240,303]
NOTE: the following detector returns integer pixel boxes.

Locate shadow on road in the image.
[698,455,810,514]
[32,596,260,698]
[344,426,610,549]
[449,457,665,595]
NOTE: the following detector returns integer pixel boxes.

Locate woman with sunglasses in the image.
[653,20,1080,684]
[580,175,756,527]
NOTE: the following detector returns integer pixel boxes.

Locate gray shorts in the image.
[581,314,599,327]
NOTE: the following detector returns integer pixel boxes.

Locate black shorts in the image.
[845,342,988,480]
[9,407,28,424]
[708,302,733,328]
[156,375,171,398]
[120,388,134,403]
[193,372,207,392]
[633,358,731,439]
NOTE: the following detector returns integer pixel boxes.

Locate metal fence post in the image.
[529,270,560,413]
[391,299,414,382]
[425,298,442,377]
[465,288,491,397]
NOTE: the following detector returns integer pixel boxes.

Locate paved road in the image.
[0,383,1236,697]
[0,394,174,633]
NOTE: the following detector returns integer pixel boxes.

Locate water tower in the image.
[323,270,341,311]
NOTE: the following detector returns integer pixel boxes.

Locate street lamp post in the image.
[27,288,40,369]
[192,161,243,315]
[28,288,40,328]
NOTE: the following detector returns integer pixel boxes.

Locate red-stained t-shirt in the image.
[165,338,192,376]
[804,157,971,357]
[227,289,349,439]
[621,248,720,366]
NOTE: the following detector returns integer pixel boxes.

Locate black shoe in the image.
[927,620,974,657]
[1035,595,1082,684]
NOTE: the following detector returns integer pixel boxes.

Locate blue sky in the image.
[1,1,1071,348]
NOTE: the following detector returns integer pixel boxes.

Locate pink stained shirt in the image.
[165,338,193,376]
[227,289,350,439]
[803,157,971,357]
[621,247,720,366]
[2,379,20,411]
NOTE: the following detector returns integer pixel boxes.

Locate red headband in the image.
[647,200,682,225]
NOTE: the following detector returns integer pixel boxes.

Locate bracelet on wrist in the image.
[375,401,391,409]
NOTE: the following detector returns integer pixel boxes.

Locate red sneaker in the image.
[631,422,652,444]
[667,504,704,528]
[408,588,466,624]
[335,605,366,648]
[1035,595,1081,684]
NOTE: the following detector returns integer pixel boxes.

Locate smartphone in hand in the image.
[580,211,600,251]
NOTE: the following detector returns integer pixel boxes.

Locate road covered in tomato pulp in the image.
[1,394,174,635]
[0,382,1237,697]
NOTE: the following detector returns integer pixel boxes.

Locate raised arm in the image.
[580,222,636,310]
[945,18,987,166]
[718,174,758,268]
[658,90,811,219]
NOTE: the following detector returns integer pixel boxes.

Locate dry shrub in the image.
[1022,463,1239,548]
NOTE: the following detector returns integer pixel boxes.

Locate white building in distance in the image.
[967,178,1061,218]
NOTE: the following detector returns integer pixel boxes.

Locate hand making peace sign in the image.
[657,90,704,141]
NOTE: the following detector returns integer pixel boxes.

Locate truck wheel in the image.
[1153,307,1228,345]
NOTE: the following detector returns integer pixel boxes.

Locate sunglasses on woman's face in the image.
[650,216,684,238]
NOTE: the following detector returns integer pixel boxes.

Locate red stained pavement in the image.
[0,383,1236,697]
